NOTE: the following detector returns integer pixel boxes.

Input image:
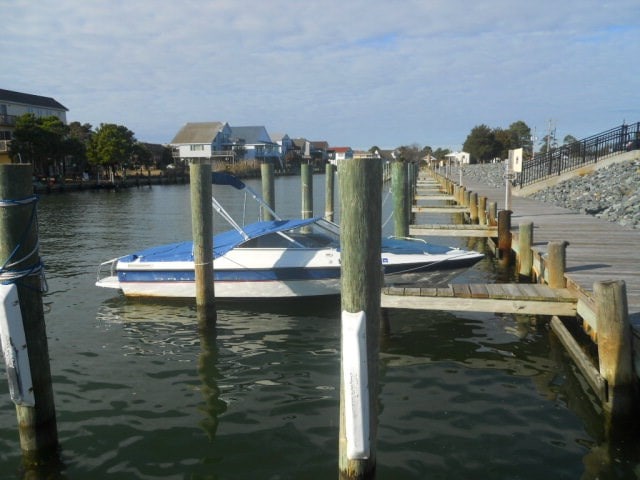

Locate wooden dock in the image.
[408,172,640,331]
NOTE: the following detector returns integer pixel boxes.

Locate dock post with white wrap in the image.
[0,164,59,461]
[338,156,382,479]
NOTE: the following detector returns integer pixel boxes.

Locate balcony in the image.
[0,114,17,127]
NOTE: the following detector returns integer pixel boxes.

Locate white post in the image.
[504,158,512,211]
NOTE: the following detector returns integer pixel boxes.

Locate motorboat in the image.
[96,173,483,299]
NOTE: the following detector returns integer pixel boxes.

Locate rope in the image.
[0,194,48,292]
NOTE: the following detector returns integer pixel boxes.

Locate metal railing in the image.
[517,122,640,187]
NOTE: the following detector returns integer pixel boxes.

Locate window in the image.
[190,144,205,151]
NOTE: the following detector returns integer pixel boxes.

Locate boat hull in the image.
[96,255,482,299]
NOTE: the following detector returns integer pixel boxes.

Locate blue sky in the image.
[3,0,639,151]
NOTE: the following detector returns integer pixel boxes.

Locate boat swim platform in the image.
[382,283,577,316]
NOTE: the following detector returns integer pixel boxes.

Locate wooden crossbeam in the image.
[410,224,497,237]
[381,283,577,316]
[412,206,469,213]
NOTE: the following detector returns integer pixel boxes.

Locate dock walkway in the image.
[446,171,640,327]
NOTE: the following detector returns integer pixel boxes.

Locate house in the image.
[170,122,233,163]
[0,88,68,163]
[229,126,281,166]
[291,138,312,160]
[310,141,329,165]
[327,147,354,165]
[270,132,294,164]
[444,151,470,165]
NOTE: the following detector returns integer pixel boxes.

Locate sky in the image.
[3,0,639,151]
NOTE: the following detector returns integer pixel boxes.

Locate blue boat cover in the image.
[119,218,321,263]
[211,172,246,190]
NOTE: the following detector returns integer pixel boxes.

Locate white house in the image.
[444,151,470,165]
[170,122,232,162]
[327,147,354,165]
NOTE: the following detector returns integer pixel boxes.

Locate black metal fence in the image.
[517,122,640,187]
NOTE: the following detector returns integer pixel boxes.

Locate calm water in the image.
[0,175,638,479]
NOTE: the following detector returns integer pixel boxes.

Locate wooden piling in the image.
[325,163,335,222]
[547,241,568,288]
[469,192,478,224]
[189,159,215,316]
[392,161,408,238]
[301,163,313,219]
[594,280,637,418]
[488,201,498,226]
[497,210,512,263]
[260,162,275,221]
[518,222,534,279]
[338,157,382,479]
[478,196,487,225]
[0,164,59,459]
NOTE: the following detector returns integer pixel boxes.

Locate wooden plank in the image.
[468,284,490,298]
[381,292,577,316]
[550,316,606,401]
[452,284,472,297]
[412,206,469,213]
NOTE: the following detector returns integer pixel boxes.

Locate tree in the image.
[87,123,136,175]
[9,114,70,175]
[507,120,532,154]
[396,143,422,163]
[432,147,451,161]
[462,124,500,163]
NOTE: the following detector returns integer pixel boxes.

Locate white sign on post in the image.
[509,148,523,173]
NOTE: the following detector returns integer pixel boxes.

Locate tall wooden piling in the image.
[594,280,637,419]
[301,163,313,219]
[0,164,58,459]
[497,210,512,263]
[325,163,335,222]
[260,162,275,221]
[392,161,408,238]
[469,192,478,224]
[478,196,487,225]
[518,222,534,279]
[547,241,568,288]
[189,159,215,317]
[338,157,382,479]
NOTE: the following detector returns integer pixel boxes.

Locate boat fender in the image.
[0,284,35,406]
[341,310,369,459]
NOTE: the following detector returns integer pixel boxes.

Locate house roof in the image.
[229,126,273,145]
[171,122,226,144]
[0,88,68,111]
[329,146,352,153]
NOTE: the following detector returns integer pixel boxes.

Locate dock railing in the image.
[517,122,640,187]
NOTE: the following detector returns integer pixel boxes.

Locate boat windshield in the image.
[238,220,340,249]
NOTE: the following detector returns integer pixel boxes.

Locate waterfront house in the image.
[327,146,354,165]
[270,132,294,166]
[229,126,281,167]
[0,88,68,163]
[170,122,233,164]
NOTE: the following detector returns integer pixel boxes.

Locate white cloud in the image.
[3,0,639,149]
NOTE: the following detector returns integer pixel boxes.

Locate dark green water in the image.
[0,176,638,479]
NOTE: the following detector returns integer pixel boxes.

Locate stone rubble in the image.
[460,160,640,230]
